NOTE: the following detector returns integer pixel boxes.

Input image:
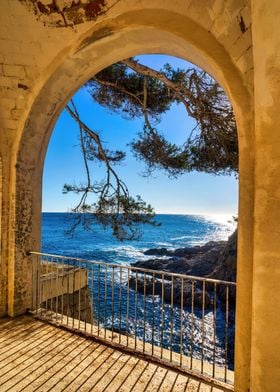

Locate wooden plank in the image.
[102,356,141,392]
[32,340,101,391]
[0,316,232,392]
[117,360,151,392]
[0,331,79,389]
[0,325,56,360]
[130,362,159,392]
[75,349,123,391]
[46,344,109,392]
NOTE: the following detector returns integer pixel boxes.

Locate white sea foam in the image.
[103,245,146,263]
[154,242,173,247]
[170,235,192,241]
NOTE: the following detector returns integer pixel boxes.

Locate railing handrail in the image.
[29,251,236,286]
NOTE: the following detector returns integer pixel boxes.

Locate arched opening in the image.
[9,8,254,391]
[41,52,239,386]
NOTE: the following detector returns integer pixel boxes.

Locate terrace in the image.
[0,316,229,392]
[0,252,236,391]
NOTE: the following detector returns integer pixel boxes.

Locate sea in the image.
[42,213,236,263]
[42,213,237,369]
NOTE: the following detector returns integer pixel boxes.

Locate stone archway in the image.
[0,155,4,316]
[4,5,254,392]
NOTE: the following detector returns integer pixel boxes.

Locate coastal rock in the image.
[130,230,237,307]
[135,241,227,278]
[143,241,226,259]
[144,247,173,256]
[207,230,237,305]
[129,275,212,308]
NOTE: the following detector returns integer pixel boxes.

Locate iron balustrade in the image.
[29,252,236,391]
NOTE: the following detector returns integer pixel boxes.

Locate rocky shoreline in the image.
[130,230,237,309]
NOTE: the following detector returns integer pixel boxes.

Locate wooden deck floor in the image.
[0,316,225,392]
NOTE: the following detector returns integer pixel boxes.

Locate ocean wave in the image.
[102,245,146,261]
[42,213,237,265]
[154,242,174,247]
[170,235,192,241]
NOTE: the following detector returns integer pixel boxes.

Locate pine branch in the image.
[64,100,158,240]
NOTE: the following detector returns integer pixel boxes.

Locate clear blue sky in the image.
[42,55,238,215]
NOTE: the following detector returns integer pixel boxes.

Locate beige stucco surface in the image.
[250,1,280,391]
[0,0,279,391]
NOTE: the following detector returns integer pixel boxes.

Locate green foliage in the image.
[86,62,172,119]
[87,58,238,176]
[94,194,159,240]
[64,57,238,240]
[132,129,191,177]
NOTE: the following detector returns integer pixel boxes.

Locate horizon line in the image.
[42,211,237,216]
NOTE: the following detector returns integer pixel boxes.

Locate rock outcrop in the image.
[129,275,212,308]
[130,230,237,308]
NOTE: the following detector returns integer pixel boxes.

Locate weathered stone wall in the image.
[44,286,93,324]
[34,263,93,323]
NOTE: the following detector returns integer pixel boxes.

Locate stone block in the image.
[0,87,20,99]
[236,46,253,74]
[3,64,26,79]
[1,118,18,130]
[24,65,39,80]
[0,108,12,119]
[16,96,26,110]
[215,18,243,49]
[240,2,251,28]
[230,26,252,61]
[11,108,23,120]
[3,53,36,67]
[187,1,213,30]
[0,76,17,89]
[0,97,16,110]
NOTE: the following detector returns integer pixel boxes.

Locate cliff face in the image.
[134,229,237,282]
[207,229,237,306]
[207,229,237,283]
[132,229,237,307]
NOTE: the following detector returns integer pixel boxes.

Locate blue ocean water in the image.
[42,213,236,263]
[41,213,236,369]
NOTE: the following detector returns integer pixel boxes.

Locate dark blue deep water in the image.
[42,213,236,371]
[42,213,235,263]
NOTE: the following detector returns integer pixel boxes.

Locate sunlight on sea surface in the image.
[42,213,236,369]
[42,213,237,264]
[195,214,236,244]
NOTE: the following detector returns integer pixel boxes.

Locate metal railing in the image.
[29,252,236,390]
